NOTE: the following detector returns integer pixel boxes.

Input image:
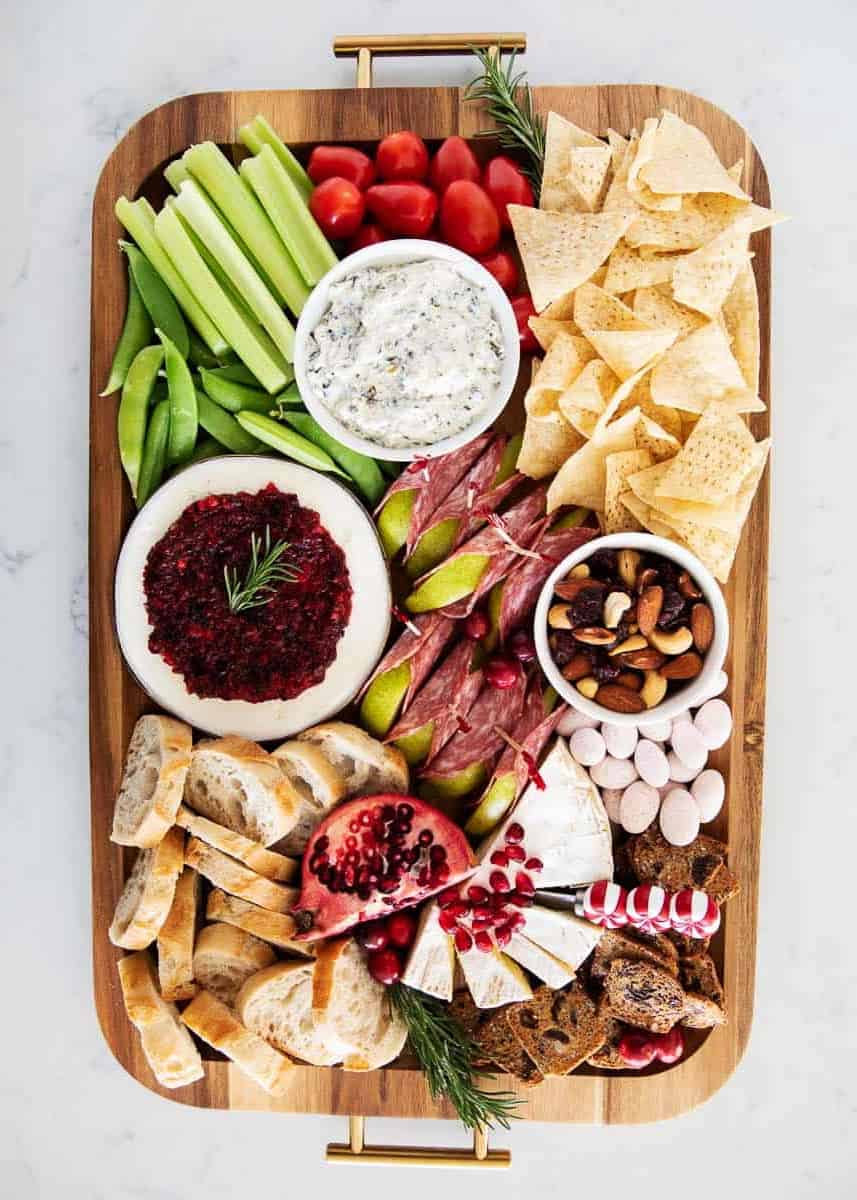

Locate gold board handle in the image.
[326,1116,510,1168]
[333,33,526,88]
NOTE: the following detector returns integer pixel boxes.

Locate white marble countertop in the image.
[3,0,855,1195]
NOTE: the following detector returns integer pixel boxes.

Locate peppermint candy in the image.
[669,889,721,937]
[626,885,671,934]
[579,880,628,929]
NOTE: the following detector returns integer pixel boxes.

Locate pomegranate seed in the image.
[438,886,461,907]
[345,835,358,849]
[367,947,402,986]
[315,835,329,852]
[343,866,356,887]
[445,899,469,919]
[462,609,490,640]
[515,872,535,896]
[417,867,431,887]
[433,863,451,882]
[397,803,414,821]
[505,823,524,843]
[490,850,509,868]
[471,904,492,922]
[489,893,508,912]
[378,878,398,894]
[505,844,526,862]
[472,914,494,929]
[429,845,447,865]
[490,870,511,893]
[393,818,411,835]
[474,931,494,953]
[357,884,372,901]
[381,804,396,821]
[508,629,536,663]
[467,885,489,903]
[408,846,421,865]
[455,928,473,953]
[358,811,372,827]
[386,911,417,948]
[356,921,389,951]
[418,829,434,845]
[525,857,543,872]
[360,831,376,848]
[507,890,534,908]
[495,922,514,947]
[510,912,527,929]
[438,908,459,933]
[345,850,360,867]
[484,655,520,690]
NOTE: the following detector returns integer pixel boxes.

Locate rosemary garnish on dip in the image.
[465,47,545,192]
[390,983,522,1131]
[223,525,298,614]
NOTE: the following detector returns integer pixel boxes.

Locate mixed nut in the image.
[546,548,715,714]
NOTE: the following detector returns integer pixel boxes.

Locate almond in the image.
[677,570,702,600]
[572,626,616,647]
[636,566,659,594]
[637,585,664,637]
[554,577,605,602]
[561,654,592,682]
[595,683,646,714]
[616,670,643,692]
[618,647,667,670]
[660,651,704,680]
[691,603,714,653]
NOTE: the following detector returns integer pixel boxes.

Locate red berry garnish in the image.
[463,609,490,640]
[525,857,543,872]
[454,927,473,953]
[490,850,509,868]
[356,921,389,951]
[490,870,511,893]
[386,911,417,948]
[367,947,402,986]
[505,823,525,843]
[484,655,520,690]
[474,931,493,953]
[508,629,536,662]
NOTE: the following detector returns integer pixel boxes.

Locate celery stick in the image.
[238,115,313,203]
[241,146,336,286]
[114,197,228,357]
[168,199,259,327]
[174,180,295,362]
[153,204,288,394]
[164,159,191,192]
[183,142,309,315]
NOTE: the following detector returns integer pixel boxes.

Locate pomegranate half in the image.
[291,794,476,941]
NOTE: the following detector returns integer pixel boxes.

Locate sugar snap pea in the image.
[171,436,227,474]
[136,400,171,508]
[205,363,261,387]
[236,412,348,477]
[284,411,385,505]
[377,459,404,480]
[121,242,189,358]
[101,267,154,396]
[157,329,198,465]
[118,345,163,498]
[196,389,263,454]
[186,327,222,370]
[199,367,276,415]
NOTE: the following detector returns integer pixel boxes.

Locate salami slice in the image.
[440,511,546,619]
[386,639,483,763]
[357,612,455,708]
[420,669,527,782]
[492,675,551,779]
[512,702,568,795]
[497,523,597,643]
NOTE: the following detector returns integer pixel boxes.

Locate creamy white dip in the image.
[304,260,505,449]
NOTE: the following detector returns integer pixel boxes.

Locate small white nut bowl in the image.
[293,238,521,462]
[533,532,729,728]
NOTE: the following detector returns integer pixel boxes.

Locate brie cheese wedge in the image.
[401,903,455,1001]
[514,904,602,969]
[504,932,577,989]
[457,947,533,1008]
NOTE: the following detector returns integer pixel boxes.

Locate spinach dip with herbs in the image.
[304,260,505,449]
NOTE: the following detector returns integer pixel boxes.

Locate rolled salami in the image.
[358,613,455,737]
[386,639,483,766]
[494,518,596,644]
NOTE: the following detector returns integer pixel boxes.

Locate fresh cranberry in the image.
[386,911,417,948]
[617,1031,658,1069]
[508,629,536,662]
[355,920,390,952]
[463,609,490,640]
[367,947,402,986]
[654,1027,685,1065]
[484,656,520,689]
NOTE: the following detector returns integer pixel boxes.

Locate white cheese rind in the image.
[401,903,455,1001]
[457,947,533,1009]
[504,932,577,989]
[514,905,603,970]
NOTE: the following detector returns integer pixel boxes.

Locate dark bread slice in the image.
[680,954,727,1027]
[590,927,679,982]
[506,983,608,1076]
[666,929,711,958]
[449,989,484,1041]
[705,863,740,905]
[628,827,727,892]
[449,990,542,1085]
[682,991,727,1028]
[587,1001,628,1070]
[603,958,686,1034]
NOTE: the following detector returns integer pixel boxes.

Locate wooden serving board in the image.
[90,78,770,1127]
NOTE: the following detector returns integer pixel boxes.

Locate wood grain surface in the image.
[90,81,770,1125]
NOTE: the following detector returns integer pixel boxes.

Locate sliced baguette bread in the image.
[205,888,310,955]
[184,737,299,845]
[117,952,204,1089]
[111,715,192,848]
[312,938,408,1071]
[193,923,277,1007]
[181,989,295,1096]
[175,806,298,882]
[297,722,408,799]
[269,740,346,855]
[184,838,295,913]
[236,961,350,1067]
[109,826,185,950]
[157,866,200,1001]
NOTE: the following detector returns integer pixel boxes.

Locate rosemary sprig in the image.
[223,526,298,615]
[390,983,522,1132]
[465,47,545,194]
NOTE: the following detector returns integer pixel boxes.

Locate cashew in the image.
[649,626,693,655]
[603,590,632,629]
[548,603,573,629]
[618,549,641,588]
[641,670,668,709]
[608,634,648,657]
[576,676,599,699]
[569,563,590,579]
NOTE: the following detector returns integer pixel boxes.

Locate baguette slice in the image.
[193,923,276,1006]
[312,938,408,1071]
[184,737,299,845]
[117,952,204,1089]
[237,961,350,1066]
[109,826,186,949]
[157,866,200,1001]
[269,740,346,855]
[176,806,297,882]
[206,888,310,954]
[297,722,408,798]
[111,715,192,848]
[181,989,295,1096]
[185,838,294,912]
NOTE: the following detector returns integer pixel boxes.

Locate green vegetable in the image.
[404,553,490,613]
[156,328,197,465]
[101,266,154,395]
[172,201,260,328]
[377,460,404,480]
[240,145,336,287]
[163,158,191,192]
[465,48,545,192]
[136,399,171,508]
[153,204,289,394]
[224,526,298,614]
[183,142,309,315]
[196,389,262,453]
[235,412,348,476]
[114,196,227,356]
[238,114,313,203]
[284,411,385,505]
[176,436,224,470]
[118,345,163,497]
[270,383,306,416]
[359,662,412,739]
[186,327,222,369]
[120,242,189,359]
[376,490,415,558]
[204,362,259,386]
[199,367,279,415]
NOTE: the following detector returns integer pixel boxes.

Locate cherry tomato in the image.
[347,223,388,253]
[476,249,519,294]
[511,295,539,354]
[482,156,534,229]
[307,145,375,190]
[376,131,429,182]
[429,136,481,193]
[365,183,438,237]
[439,180,500,257]
[309,177,365,239]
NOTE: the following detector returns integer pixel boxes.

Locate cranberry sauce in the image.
[143,483,352,702]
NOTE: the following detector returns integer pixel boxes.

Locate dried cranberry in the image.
[591,657,621,684]
[569,586,606,627]
[551,631,587,667]
[657,586,685,628]
[586,549,617,580]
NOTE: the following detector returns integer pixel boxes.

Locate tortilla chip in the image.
[574,282,649,333]
[694,192,789,235]
[558,360,619,437]
[586,329,677,383]
[633,286,708,339]
[517,409,585,479]
[524,332,597,416]
[727,159,744,185]
[604,449,654,532]
[541,112,606,213]
[634,411,682,461]
[648,438,770,530]
[638,110,750,200]
[509,206,634,313]
[602,136,643,217]
[620,490,681,540]
[666,517,741,582]
[721,263,760,392]
[607,128,629,168]
[625,200,718,251]
[546,408,641,512]
[654,401,759,505]
[539,292,577,320]
[567,145,613,211]
[650,321,762,414]
[528,316,582,351]
[603,241,679,294]
[672,215,753,317]
[626,118,682,212]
